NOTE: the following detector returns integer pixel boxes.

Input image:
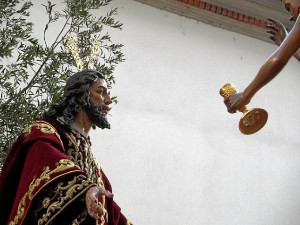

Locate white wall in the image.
[92,1,300,225]
[33,0,300,224]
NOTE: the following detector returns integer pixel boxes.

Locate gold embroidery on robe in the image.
[9,159,77,225]
[23,121,63,146]
[36,175,91,225]
[66,128,108,225]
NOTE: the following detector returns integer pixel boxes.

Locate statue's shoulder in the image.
[23,120,56,136]
[22,120,63,146]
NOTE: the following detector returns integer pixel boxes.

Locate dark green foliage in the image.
[0,0,125,167]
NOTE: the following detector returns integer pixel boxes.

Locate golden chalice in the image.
[220,83,268,135]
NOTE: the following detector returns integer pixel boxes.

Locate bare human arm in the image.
[225,14,300,113]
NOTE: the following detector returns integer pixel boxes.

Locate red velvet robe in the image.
[0,118,131,225]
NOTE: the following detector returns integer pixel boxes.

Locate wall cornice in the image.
[134,0,293,43]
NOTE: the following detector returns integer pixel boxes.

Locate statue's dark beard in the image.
[84,102,110,129]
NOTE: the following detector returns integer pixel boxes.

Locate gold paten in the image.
[220,83,268,135]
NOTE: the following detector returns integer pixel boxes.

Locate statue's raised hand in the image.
[266,18,288,46]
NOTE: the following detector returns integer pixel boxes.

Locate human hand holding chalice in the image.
[220,83,268,135]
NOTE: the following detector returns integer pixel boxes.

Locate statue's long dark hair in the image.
[43,70,105,126]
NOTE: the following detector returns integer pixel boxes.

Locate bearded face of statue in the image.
[84,78,112,129]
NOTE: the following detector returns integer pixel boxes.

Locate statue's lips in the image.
[102,105,111,114]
